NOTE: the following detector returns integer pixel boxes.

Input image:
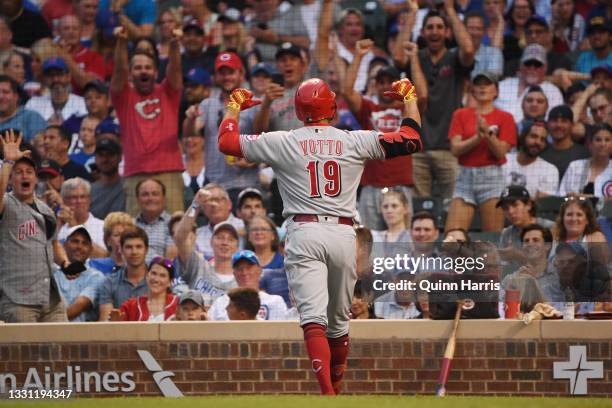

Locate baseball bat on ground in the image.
[435,300,463,397]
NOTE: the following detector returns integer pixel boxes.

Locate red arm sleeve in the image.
[378,118,423,158]
[218,118,244,158]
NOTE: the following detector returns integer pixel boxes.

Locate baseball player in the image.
[217,78,422,395]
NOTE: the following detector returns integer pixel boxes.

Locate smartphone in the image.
[257,23,268,30]
[271,73,285,87]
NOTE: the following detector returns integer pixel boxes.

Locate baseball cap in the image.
[212,222,239,241]
[65,225,92,242]
[520,44,547,65]
[185,67,212,86]
[37,159,62,177]
[83,80,109,94]
[215,52,244,72]
[231,250,260,268]
[586,15,611,34]
[471,71,499,85]
[95,121,120,136]
[275,42,303,60]
[237,187,263,207]
[218,7,241,23]
[496,185,530,207]
[590,64,612,78]
[43,57,68,74]
[525,15,549,29]
[183,19,204,35]
[375,66,401,82]
[250,62,275,77]
[547,104,573,122]
[95,138,122,155]
[95,9,120,38]
[179,289,204,306]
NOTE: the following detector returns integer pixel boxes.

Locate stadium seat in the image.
[536,196,564,221]
[412,196,444,227]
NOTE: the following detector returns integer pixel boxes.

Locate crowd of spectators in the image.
[0,0,610,323]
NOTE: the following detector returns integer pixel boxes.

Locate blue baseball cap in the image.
[185,67,212,86]
[250,62,274,77]
[43,57,68,74]
[232,250,260,268]
[96,9,120,38]
[95,120,120,136]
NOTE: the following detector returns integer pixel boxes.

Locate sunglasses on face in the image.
[523,60,544,69]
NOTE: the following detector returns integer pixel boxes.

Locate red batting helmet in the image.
[295,78,336,123]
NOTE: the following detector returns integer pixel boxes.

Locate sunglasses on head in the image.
[150,256,174,271]
[524,60,544,69]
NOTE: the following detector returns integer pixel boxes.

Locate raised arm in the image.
[405,41,428,113]
[445,0,475,66]
[314,0,335,72]
[378,78,423,157]
[110,27,129,94]
[175,189,209,263]
[219,89,262,157]
[0,130,31,214]
[166,28,183,91]
[342,39,373,115]
[392,1,419,65]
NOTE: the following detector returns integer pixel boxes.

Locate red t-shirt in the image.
[41,0,74,27]
[448,107,517,167]
[111,79,184,176]
[356,98,413,187]
[72,46,107,94]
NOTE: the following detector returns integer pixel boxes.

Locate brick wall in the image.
[1,338,610,397]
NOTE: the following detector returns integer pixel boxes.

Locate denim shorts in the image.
[453,165,504,205]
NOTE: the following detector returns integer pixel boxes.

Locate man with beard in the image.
[576,16,611,75]
[495,44,564,123]
[540,105,590,179]
[90,138,125,219]
[0,130,70,322]
[26,58,87,125]
[410,6,474,200]
[185,52,257,204]
[178,67,211,137]
[343,38,427,230]
[503,120,560,198]
[110,26,184,216]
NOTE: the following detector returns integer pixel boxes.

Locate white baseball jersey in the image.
[240,126,385,218]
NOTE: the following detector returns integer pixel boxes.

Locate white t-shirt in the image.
[495,78,564,124]
[208,290,288,321]
[58,213,106,249]
[559,159,612,199]
[502,152,560,197]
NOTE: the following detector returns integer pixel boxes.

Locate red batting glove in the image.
[227,88,262,112]
[383,78,417,103]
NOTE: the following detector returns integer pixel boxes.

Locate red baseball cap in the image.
[215,52,244,72]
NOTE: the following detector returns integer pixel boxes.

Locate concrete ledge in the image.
[0,321,160,343]
[0,319,610,343]
[540,320,612,339]
[160,321,304,341]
